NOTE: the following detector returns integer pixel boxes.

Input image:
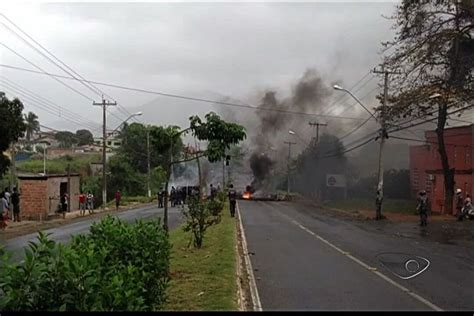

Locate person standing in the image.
[228,184,237,217]
[0,192,9,230]
[4,187,10,205]
[157,190,163,208]
[210,184,217,200]
[87,191,94,214]
[11,187,21,223]
[170,186,177,207]
[115,190,121,211]
[60,192,67,219]
[455,189,464,221]
[79,192,86,216]
[416,190,428,227]
[462,194,472,220]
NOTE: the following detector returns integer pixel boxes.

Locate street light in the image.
[110,111,143,135]
[333,85,377,120]
[288,130,310,147]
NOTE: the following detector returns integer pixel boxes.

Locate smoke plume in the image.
[249,68,332,190]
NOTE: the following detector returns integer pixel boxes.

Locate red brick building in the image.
[410,124,473,214]
[17,174,80,220]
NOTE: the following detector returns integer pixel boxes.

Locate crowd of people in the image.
[0,187,21,230]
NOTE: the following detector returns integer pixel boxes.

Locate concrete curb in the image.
[2,202,156,240]
[236,202,262,311]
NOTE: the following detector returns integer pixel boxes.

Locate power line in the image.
[390,135,474,149]
[1,86,101,132]
[323,72,376,116]
[0,63,372,122]
[0,43,95,102]
[0,43,129,125]
[0,76,100,129]
[0,14,138,123]
[321,137,375,159]
[338,116,374,140]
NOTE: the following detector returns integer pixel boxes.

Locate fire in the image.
[243,192,251,200]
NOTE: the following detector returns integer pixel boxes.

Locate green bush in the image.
[182,197,223,248]
[0,216,170,311]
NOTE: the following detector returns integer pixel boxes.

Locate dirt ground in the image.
[298,200,474,246]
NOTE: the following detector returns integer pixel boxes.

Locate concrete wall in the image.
[47,176,80,214]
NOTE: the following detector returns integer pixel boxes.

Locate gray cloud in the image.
[1,2,397,134]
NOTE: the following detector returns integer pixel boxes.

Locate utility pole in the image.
[222,158,225,187]
[67,163,71,212]
[308,122,327,144]
[372,64,399,220]
[43,145,47,175]
[146,127,151,198]
[93,97,117,209]
[9,143,17,191]
[284,141,296,195]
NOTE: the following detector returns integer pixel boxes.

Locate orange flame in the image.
[243,192,251,200]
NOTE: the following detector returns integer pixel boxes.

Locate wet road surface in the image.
[239,200,474,311]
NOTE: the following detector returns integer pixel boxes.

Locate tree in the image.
[55,131,78,148]
[384,1,473,213]
[75,129,94,146]
[24,111,40,144]
[107,155,146,197]
[0,92,26,176]
[118,123,183,174]
[159,112,246,232]
[294,133,347,201]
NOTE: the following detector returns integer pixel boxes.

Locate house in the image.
[17,173,81,220]
[94,132,122,152]
[410,124,473,214]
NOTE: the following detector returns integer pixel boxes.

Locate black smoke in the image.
[249,153,274,190]
[249,68,332,190]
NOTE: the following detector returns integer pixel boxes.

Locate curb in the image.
[2,202,156,240]
[236,202,262,311]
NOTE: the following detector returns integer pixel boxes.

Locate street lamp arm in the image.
[343,89,378,121]
[110,112,143,135]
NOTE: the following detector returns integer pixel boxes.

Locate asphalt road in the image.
[3,205,184,261]
[239,200,474,311]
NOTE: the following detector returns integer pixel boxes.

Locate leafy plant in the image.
[182,197,223,248]
[0,216,170,311]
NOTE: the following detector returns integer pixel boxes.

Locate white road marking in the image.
[287,216,443,311]
[237,202,263,311]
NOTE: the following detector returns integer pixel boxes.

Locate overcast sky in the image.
[0,1,400,137]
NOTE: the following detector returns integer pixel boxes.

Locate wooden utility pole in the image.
[308,122,327,144]
[93,97,117,209]
[372,64,399,220]
[284,141,297,194]
[9,143,17,191]
[146,127,151,198]
[67,163,71,212]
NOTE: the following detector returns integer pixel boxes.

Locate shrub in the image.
[182,197,223,248]
[0,216,170,311]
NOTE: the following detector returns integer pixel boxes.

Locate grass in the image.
[164,206,237,311]
[325,198,418,215]
[17,154,100,174]
[106,196,155,207]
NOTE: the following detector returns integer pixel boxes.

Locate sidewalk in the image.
[1,202,155,241]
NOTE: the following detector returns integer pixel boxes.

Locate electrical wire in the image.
[0,14,138,123]
[0,63,372,122]
[0,76,100,129]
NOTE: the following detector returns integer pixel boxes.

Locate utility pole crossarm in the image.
[308,122,328,144]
